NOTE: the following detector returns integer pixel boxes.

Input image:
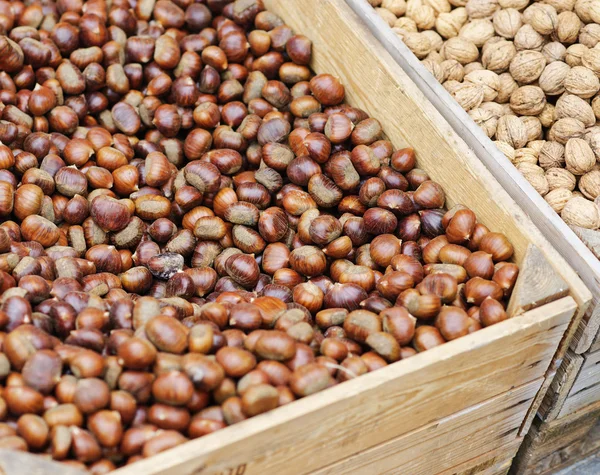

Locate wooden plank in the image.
[449,443,520,475]
[0,449,86,475]
[311,380,538,475]
[519,369,557,437]
[588,325,600,353]
[510,402,600,475]
[539,350,585,421]
[506,245,569,317]
[558,349,600,418]
[113,298,575,475]
[344,0,594,352]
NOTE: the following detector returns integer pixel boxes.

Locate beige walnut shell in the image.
[382,0,408,16]
[537,103,556,128]
[459,19,495,47]
[481,39,516,72]
[436,13,462,39]
[376,8,398,27]
[452,6,469,24]
[576,0,600,24]
[465,0,499,19]
[582,49,600,77]
[481,100,507,118]
[554,94,596,127]
[443,79,464,94]
[451,83,485,110]
[441,59,465,81]
[579,24,600,48]
[509,50,546,84]
[564,66,600,98]
[523,3,558,36]
[513,147,538,165]
[521,116,543,142]
[368,0,383,5]
[539,141,566,169]
[565,44,589,67]
[411,4,437,30]
[585,126,600,159]
[546,167,576,190]
[548,117,586,144]
[401,32,433,59]
[514,24,545,51]
[561,195,600,229]
[424,0,452,14]
[545,0,577,13]
[494,140,516,162]
[554,11,582,44]
[516,162,549,196]
[579,170,600,200]
[565,137,596,175]
[592,96,600,121]
[449,0,468,7]
[498,0,528,10]
[545,188,573,213]
[394,17,418,32]
[495,72,519,103]
[509,85,546,116]
[426,51,445,64]
[422,30,445,52]
[423,58,446,82]
[493,8,522,39]
[464,70,500,101]
[528,140,546,154]
[496,114,528,148]
[542,42,567,63]
[464,61,485,74]
[468,108,498,137]
[442,37,480,64]
[538,61,571,95]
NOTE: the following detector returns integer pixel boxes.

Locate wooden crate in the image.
[345,0,600,357]
[512,402,600,475]
[1,1,587,474]
[106,1,588,474]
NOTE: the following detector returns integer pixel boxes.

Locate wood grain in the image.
[0,450,86,475]
[311,380,538,475]
[344,0,594,352]
[539,350,584,420]
[558,349,600,418]
[113,297,575,475]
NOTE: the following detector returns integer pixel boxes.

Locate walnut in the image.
[528,140,546,154]
[468,107,498,137]
[441,59,465,81]
[394,17,418,32]
[548,117,585,144]
[542,42,567,63]
[494,140,516,162]
[523,3,558,36]
[443,79,464,94]
[422,30,444,52]
[564,66,600,98]
[376,8,398,27]
[579,24,600,49]
[464,61,485,74]
[495,72,519,103]
[565,44,589,67]
[554,11,582,44]
[411,4,437,30]
[426,50,445,63]
[368,0,383,6]
[565,137,596,175]
[465,70,500,101]
[509,85,546,115]
[382,0,407,16]
[513,147,538,165]
[561,195,600,229]
[582,49,600,77]
[539,141,566,169]
[459,19,495,47]
[423,58,446,82]
[509,50,546,84]
[442,37,480,64]
[481,39,516,72]
[538,103,556,128]
[496,114,528,148]
[538,61,571,95]
[585,126,600,159]
[517,162,549,196]
[481,101,507,117]
[521,116,543,142]
[514,24,545,52]
[452,7,469,24]
[555,94,596,127]
[424,0,452,14]
[449,0,468,7]
[592,96,600,121]
[546,167,576,191]
[575,0,600,24]
[579,170,600,200]
[545,188,573,213]
[450,83,485,110]
[436,13,463,38]
[465,0,499,19]
[400,32,433,59]
[498,0,528,10]
[544,0,577,13]
[493,8,522,39]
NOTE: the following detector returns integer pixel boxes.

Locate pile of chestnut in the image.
[0,0,519,472]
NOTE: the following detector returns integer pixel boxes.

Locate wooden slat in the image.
[344,0,594,352]
[558,349,600,418]
[0,449,86,475]
[113,298,575,475]
[311,379,538,475]
[512,402,600,475]
[449,442,520,475]
[539,350,584,420]
[519,369,556,437]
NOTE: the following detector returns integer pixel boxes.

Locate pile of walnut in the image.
[371,0,600,231]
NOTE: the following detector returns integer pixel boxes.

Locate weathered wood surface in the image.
[539,350,585,420]
[0,450,86,475]
[558,349,600,419]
